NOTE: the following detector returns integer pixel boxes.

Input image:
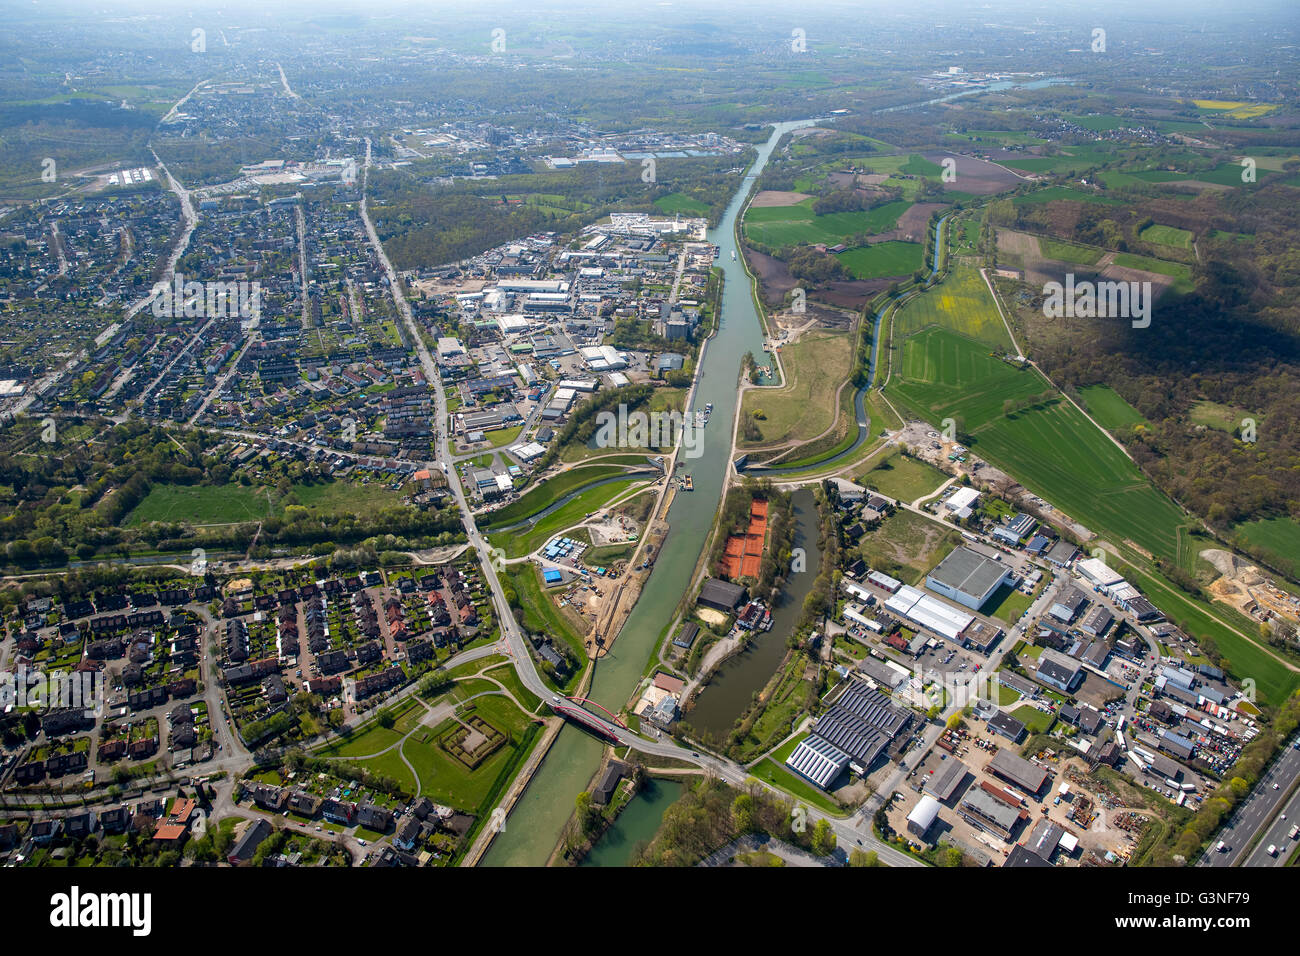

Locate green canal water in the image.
[482,118,823,867]
[578,777,684,867]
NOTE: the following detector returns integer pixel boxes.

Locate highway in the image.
[1241,776,1300,867]
[1199,733,1300,867]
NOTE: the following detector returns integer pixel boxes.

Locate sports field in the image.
[837,240,924,279]
[892,265,1015,348]
[1078,385,1148,430]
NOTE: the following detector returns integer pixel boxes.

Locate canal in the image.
[482,118,822,867]
[578,777,684,867]
[683,486,822,741]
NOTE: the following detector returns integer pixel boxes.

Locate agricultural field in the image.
[742,198,911,247]
[1078,385,1148,430]
[1234,517,1300,579]
[1013,186,1124,207]
[740,329,854,447]
[891,265,1013,348]
[1110,253,1195,293]
[966,398,1190,563]
[837,240,924,279]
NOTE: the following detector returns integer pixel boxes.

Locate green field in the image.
[1013,186,1124,206]
[1110,253,1195,294]
[1078,385,1148,430]
[126,483,274,525]
[967,399,1188,563]
[740,330,854,447]
[1038,237,1104,265]
[855,451,947,503]
[1235,517,1300,579]
[892,265,1014,348]
[489,478,644,557]
[887,326,1189,563]
[837,241,925,279]
[1188,400,1256,434]
[481,464,630,527]
[1139,224,1194,250]
[890,328,1042,426]
[743,199,912,247]
[654,192,710,216]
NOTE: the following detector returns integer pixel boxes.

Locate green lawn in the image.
[480,465,630,528]
[837,241,925,279]
[654,192,710,216]
[127,483,275,525]
[1010,705,1056,735]
[984,581,1036,626]
[1188,400,1256,434]
[1078,385,1148,430]
[856,451,947,503]
[1139,224,1194,250]
[1038,237,1104,265]
[490,479,644,557]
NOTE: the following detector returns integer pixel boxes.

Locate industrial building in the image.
[925,547,1011,611]
[885,585,975,643]
[785,735,851,790]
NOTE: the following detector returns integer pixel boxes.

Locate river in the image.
[482,118,822,866]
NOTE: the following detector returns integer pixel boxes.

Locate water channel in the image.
[482,118,823,866]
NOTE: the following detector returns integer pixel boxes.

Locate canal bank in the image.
[481,118,824,866]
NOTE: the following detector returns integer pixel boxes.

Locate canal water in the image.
[578,777,684,867]
[482,118,822,867]
[684,486,822,741]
